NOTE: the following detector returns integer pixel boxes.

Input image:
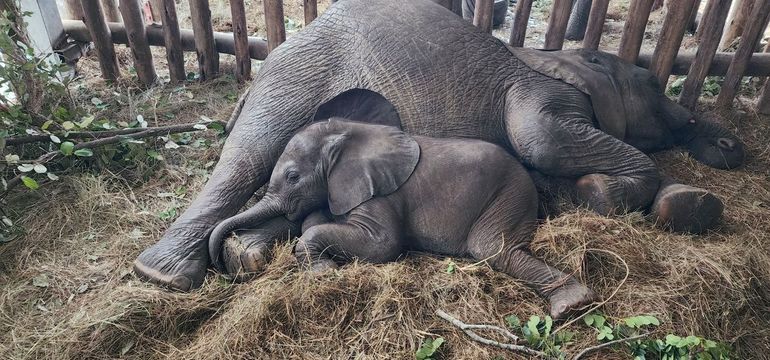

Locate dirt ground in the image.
[2,1,770,359]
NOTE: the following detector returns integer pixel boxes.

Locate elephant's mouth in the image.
[686,136,745,170]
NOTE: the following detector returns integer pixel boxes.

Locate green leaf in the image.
[49,134,61,144]
[78,115,94,128]
[47,173,59,181]
[62,121,75,130]
[445,260,456,274]
[17,163,34,172]
[597,326,614,341]
[60,141,74,155]
[33,164,47,174]
[527,316,541,340]
[21,176,39,190]
[544,316,553,337]
[505,315,521,329]
[415,337,444,360]
[73,148,93,157]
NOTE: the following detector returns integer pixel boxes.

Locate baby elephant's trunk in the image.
[208,196,282,271]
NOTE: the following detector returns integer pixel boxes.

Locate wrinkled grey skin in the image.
[134,0,744,291]
[208,119,598,319]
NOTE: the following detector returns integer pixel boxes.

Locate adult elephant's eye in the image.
[286,171,300,184]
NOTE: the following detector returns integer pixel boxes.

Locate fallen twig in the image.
[435,309,549,358]
[2,121,225,194]
[572,333,650,360]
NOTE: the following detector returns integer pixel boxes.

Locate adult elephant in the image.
[134,0,743,291]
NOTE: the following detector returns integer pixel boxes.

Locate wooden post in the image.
[652,0,664,10]
[720,0,754,49]
[80,0,120,80]
[303,0,317,26]
[509,0,533,47]
[582,0,610,49]
[618,0,655,63]
[715,0,770,107]
[264,0,286,52]
[119,0,156,86]
[686,0,701,33]
[100,0,122,22]
[473,0,494,33]
[149,0,163,22]
[544,0,573,50]
[188,0,218,79]
[679,0,732,109]
[64,0,85,20]
[649,0,699,87]
[159,0,185,82]
[230,0,250,82]
[758,42,770,114]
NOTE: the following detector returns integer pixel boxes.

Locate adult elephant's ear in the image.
[323,119,420,215]
[512,48,628,140]
[313,89,402,129]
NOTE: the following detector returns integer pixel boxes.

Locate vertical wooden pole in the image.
[686,0,702,33]
[582,0,610,49]
[758,42,770,114]
[473,0,494,33]
[509,0,533,47]
[64,0,85,20]
[720,0,754,49]
[119,0,156,86]
[264,0,286,52]
[652,0,664,10]
[160,0,185,83]
[649,0,699,87]
[188,0,218,79]
[715,0,770,107]
[695,0,716,41]
[230,0,251,82]
[303,0,317,26]
[100,0,122,22]
[544,0,573,49]
[80,0,120,81]
[679,0,732,109]
[618,0,655,63]
[149,0,163,22]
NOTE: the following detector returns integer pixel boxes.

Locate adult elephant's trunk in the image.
[208,195,283,271]
[684,118,745,170]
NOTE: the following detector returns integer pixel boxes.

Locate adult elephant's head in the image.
[207,119,420,269]
[513,48,744,170]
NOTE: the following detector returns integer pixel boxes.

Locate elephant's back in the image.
[245,0,524,145]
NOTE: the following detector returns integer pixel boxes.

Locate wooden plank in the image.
[473,0,494,33]
[509,0,533,47]
[264,0,286,52]
[188,0,218,79]
[649,0,699,86]
[230,0,250,82]
[618,0,655,63]
[757,42,770,114]
[100,0,122,22]
[159,0,185,83]
[543,0,573,49]
[119,0,156,86]
[715,0,770,107]
[64,0,85,20]
[149,0,163,22]
[686,0,701,33]
[80,0,120,80]
[303,0,318,25]
[582,0,610,49]
[63,20,270,60]
[695,0,716,41]
[679,0,732,109]
[720,0,754,49]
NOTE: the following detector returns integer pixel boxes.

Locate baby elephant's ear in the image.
[325,120,420,215]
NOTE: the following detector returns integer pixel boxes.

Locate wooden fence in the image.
[57,0,770,113]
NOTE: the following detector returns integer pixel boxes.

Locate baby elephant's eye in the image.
[286,171,300,184]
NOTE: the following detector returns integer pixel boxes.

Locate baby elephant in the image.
[209,118,597,319]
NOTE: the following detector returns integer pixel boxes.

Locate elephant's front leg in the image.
[294,205,404,271]
[221,216,302,279]
[650,175,724,233]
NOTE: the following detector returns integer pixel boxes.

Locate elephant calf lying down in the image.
[208,118,598,319]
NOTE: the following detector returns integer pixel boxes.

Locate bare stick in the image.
[435,309,548,358]
[572,333,650,359]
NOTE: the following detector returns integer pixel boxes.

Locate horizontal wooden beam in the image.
[635,51,770,76]
[62,19,269,60]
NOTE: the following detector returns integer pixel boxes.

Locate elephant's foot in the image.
[134,236,208,291]
[651,184,723,234]
[575,174,617,216]
[548,283,599,320]
[221,235,272,280]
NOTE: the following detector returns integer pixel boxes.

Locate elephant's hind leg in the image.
[466,183,598,320]
[650,176,724,233]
